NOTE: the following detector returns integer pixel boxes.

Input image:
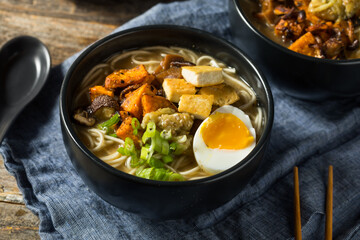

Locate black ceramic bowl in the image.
[229,0,360,101]
[60,25,274,220]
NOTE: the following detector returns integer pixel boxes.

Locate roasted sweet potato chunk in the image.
[141,94,177,116]
[105,65,154,89]
[289,32,317,57]
[119,110,132,121]
[275,18,305,41]
[116,117,141,147]
[120,83,157,119]
[89,86,114,102]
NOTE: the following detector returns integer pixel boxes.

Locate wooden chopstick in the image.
[294,166,302,240]
[325,165,333,240]
[293,166,333,240]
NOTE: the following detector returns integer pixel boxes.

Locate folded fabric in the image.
[1,0,360,239]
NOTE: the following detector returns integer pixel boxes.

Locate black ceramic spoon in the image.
[0,36,51,144]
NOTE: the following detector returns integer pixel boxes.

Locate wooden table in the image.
[0,1,176,238]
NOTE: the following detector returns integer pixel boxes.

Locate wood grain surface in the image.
[0,0,177,238]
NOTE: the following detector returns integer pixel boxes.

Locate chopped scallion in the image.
[173,143,187,155]
[153,131,162,153]
[125,137,135,154]
[175,135,187,143]
[162,155,173,164]
[135,167,185,181]
[131,118,140,136]
[160,130,172,140]
[140,144,152,160]
[97,113,120,134]
[142,121,156,144]
[170,142,177,151]
[161,140,169,155]
[169,173,185,181]
[147,157,164,168]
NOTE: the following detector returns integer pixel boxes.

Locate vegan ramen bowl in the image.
[60,25,274,219]
[229,0,360,100]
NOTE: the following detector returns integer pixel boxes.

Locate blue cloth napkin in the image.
[1,0,360,239]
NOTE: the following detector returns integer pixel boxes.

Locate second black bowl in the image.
[229,0,360,101]
[60,25,274,220]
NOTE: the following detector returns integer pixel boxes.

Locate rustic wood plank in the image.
[0,10,117,65]
[0,0,179,65]
[0,155,24,204]
[0,1,180,238]
[0,155,40,240]
[0,0,177,25]
[0,202,40,240]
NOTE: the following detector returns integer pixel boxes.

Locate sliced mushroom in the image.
[73,108,96,127]
[160,54,185,70]
[155,67,182,84]
[88,95,119,121]
[170,59,195,68]
[155,54,195,74]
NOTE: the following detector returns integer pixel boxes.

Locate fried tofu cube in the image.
[121,83,156,119]
[178,94,214,120]
[162,78,196,103]
[141,94,178,116]
[198,84,240,106]
[181,66,223,87]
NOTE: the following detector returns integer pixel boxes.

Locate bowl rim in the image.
[59,24,274,187]
[232,0,360,64]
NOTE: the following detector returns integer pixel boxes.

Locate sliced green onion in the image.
[130,155,143,168]
[97,113,120,133]
[170,142,177,151]
[161,140,169,155]
[174,143,189,155]
[174,135,187,143]
[117,147,126,155]
[117,137,139,163]
[135,165,146,176]
[162,155,173,164]
[153,168,168,181]
[153,131,162,153]
[142,121,156,144]
[160,130,172,140]
[147,157,164,168]
[137,168,154,179]
[109,133,118,138]
[140,144,152,160]
[125,137,135,154]
[169,173,185,181]
[152,153,163,159]
[133,129,138,136]
[136,167,184,181]
[131,118,140,136]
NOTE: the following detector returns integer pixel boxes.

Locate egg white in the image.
[193,105,256,174]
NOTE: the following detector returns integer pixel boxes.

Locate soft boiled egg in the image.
[193,105,256,174]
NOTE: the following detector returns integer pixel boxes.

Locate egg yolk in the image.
[200,112,254,150]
